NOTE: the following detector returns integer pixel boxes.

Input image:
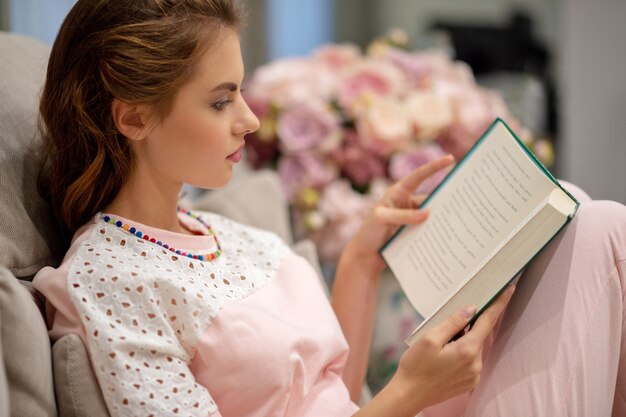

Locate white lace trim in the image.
[67,212,288,416]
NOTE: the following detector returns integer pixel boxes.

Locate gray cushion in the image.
[0,267,56,417]
[52,334,109,417]
[0,31,63,279]
[0,341,9,417]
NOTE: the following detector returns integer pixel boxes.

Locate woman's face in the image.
[135,28,260,190]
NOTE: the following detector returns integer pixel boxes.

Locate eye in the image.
[212,97,233,112]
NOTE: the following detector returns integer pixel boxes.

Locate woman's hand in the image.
[390,285,514,412]
[342,155,455,273]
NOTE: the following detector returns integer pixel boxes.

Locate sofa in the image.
[0,31,371,416]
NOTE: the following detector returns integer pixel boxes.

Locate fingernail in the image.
[507,284,516,295]
[461,305,477,319]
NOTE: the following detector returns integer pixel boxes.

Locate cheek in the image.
[146,109,234,188]
[177,111,230,148]
[172,112,212,143]
[158,117,220,161]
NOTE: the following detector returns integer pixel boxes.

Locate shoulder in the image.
[33,220,101,289]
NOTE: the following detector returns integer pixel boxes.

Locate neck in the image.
[104,166,192,235]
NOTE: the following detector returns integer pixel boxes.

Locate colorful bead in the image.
[100,209,222,262]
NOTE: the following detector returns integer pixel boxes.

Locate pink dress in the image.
[33,211,359,417]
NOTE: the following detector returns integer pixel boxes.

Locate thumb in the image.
[428,305,477,345]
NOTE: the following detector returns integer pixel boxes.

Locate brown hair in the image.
[38,0,245,237]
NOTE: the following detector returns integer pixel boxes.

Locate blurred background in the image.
[1,0,624,205]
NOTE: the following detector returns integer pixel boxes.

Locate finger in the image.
[395,155,454,193]
[426,305,477,346]
[374,206,429,226]
[411,194,428,208]
[465,284,515,344]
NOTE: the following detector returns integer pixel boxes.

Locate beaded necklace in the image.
[100,208,222,261]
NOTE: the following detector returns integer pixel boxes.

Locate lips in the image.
[227,144,245,163]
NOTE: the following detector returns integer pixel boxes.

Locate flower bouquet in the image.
[244,31,552,263]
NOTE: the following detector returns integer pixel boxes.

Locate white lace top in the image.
[33,211,358,417]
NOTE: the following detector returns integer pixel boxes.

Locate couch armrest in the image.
[0,343,8,417]
[0,268,56,417]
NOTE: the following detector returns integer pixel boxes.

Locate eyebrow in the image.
[211,82,238,92]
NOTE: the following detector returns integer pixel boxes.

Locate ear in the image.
[111,99,151,141]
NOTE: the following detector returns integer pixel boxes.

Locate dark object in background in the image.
[430,11,557,138]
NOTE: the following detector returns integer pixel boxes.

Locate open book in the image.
[381,118,579,346]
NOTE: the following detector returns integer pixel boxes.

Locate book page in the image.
[383,122,557,317]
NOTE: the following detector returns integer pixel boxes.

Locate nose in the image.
[235,98,260,136]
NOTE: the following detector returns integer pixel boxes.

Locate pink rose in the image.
[356,97,413,156]
[276,101,342,154]
[427,63,477,104]
[379,49,434,87]
[435,88,502,159]
[330,132,387,186]
[277,153,337,201]
[389,144,448,194]
[404,91,454,141]
[455,90,493,129]
[245,58,336,107]
[436,124,480,161]
[310,180,372,262]
[445,62,476,85]
[389,49,456,88]
[337,60,406,116]
[313,43,362,72]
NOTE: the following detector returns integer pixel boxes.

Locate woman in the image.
[33,0,626,416]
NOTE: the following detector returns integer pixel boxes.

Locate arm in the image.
[332,156,451,400]
[67,264,219,416]
[332,155,514,414]
[331,240,384,401]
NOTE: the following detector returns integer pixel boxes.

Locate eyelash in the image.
[211,88,245,112]
[212,98,234,112]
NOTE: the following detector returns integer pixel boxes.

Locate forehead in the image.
[187,28,243,87]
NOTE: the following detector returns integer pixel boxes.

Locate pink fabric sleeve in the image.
[33,223,96,343]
